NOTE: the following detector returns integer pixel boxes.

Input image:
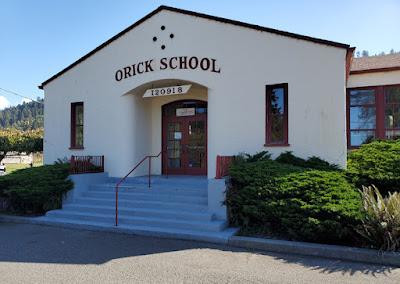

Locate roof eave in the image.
[350,66,400,75]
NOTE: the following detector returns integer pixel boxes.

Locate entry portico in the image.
[127,79,208,176]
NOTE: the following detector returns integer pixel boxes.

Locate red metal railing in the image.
[115,151,166,226]
[215,155,234,179]
[70,155,104,174]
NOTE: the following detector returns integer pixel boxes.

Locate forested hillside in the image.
[0,98,44,130]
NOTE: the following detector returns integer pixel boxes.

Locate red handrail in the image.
[115,151,166,226]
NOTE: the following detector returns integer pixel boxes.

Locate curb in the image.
[229,236,400,267]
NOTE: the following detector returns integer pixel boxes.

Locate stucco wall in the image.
[43,9,348,178]
[348,70,400,88]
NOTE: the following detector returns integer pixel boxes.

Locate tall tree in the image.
[0,98,44,130]
[0,129,43,163]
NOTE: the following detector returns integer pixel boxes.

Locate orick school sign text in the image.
[115,56,221,82]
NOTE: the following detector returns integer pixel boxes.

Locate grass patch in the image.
[4,163,43,174]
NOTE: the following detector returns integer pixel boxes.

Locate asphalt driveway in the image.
[0,222,399,283]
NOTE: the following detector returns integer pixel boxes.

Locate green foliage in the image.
[0,128,43,163]
[358,186,400,251]
[227,159,362,245]
[233,151,272,164]
[275,151,339,171]
[347,140,400,195]
[0,164,73,215]
[0,99,44,130]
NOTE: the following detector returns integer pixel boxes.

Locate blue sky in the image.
[0,0,399,108]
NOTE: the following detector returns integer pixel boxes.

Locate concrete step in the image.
[90,183,207,197]
[74,197,209,212]
[83,190,208,204]
[107,176,208,187]
[62,204,214,221]
[31,216,238,244]
[46,210,226,232]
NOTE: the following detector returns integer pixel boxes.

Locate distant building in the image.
[348,53,400,147]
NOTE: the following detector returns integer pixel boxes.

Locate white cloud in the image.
[0,96,10,110]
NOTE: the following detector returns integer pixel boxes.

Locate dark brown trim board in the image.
[350,66,400,75]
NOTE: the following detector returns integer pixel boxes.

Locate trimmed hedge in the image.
[275,151,339,171]
[0,163,73,215]
[347,140,400,195]
[226,159,362,245]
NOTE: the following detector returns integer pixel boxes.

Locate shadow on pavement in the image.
[0,222,396,277]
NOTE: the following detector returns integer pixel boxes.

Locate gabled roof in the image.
[350,53,400,74]
[39,5,350,89]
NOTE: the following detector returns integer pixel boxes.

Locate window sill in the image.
[69,147,84,150]
[264,143,290,147]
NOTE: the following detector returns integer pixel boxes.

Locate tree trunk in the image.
[0,153,6,164]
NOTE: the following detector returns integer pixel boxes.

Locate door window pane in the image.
[163,101,207,117]
[187,121,206,168]
[167,122,181,168]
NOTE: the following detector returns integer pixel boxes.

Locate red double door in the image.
[162,101,207,175]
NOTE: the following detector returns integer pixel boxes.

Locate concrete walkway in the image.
[0,223,399,284]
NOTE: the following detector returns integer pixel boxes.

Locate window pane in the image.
[270,88,284,115]
[385,106,400,128]
[350,130,375,147]
[350,89,375,105]
[350,106,376,129]
[75,105,83,125]
[270,115,284,143]
[385,86,400,104]
[75,126,83,147]
[385,130,400,140]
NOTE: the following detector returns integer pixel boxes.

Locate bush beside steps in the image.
[0,163,73,215]
[226,143,400,251]
[226,156,362,246]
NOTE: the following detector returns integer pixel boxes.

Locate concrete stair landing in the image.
[41,176,237,243]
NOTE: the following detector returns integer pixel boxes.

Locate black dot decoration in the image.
[153,26,172,50]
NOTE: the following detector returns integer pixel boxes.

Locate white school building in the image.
[39,6,400,240]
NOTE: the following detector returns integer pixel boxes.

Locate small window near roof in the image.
[71,102,84,149]
[266,84,288,146]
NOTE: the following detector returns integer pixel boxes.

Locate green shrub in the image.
[0,163,73,215]
[275,151,339,171]
[347,140,400,195]
[358,185,400,251]
[227,160,362,245]
[233,151,272,164]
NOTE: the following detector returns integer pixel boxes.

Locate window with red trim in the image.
[71,102,84,149]
[266,83,288,146]
[347,85,400,147]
